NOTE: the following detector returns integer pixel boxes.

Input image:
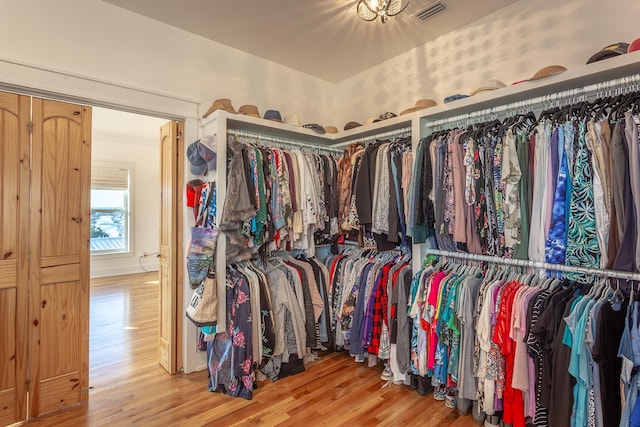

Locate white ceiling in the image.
[102,0,516,83]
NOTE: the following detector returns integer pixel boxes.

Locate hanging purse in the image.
[186,269,218,327]
[186,225,219,289]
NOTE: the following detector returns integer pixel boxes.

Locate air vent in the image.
[415,2,446,21]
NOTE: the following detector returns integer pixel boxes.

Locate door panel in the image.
[159,121,183,374]
[0,288,17,425]
[29,99,91,418]
[0,92,29,425]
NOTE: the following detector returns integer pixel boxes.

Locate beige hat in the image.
[238,104,260,118]
[400,99,437,115]
[528,65,567,81]
[284,114,301,126]
[470,80,506,96]
[203,98,237,118]
[364,117,376,125]
[324,125,339,134]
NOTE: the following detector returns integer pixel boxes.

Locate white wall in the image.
[332,0,640,125]
[0,0,334,125]
[90,108,166,278]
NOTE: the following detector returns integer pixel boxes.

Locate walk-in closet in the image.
[2,1,640,426]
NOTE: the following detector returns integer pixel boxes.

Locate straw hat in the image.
[400,99,437,115]
[238,104,260,118]
[470,80,506,96]
[284,114,301,126]
[528,65,567,81]
[202,98,237,118]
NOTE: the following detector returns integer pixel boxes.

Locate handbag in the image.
[186,270,218,327]
[186,225,219,289]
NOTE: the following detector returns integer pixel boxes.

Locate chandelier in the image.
[356,0,411,23]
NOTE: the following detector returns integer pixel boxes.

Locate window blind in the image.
[91,166,129,190]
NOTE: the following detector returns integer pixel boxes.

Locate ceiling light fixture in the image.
[356,0,411,23]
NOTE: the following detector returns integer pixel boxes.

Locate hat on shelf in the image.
[344,121,362,131]
[373,112,398,122]
[470,79,506,96]
[284,114,301,126]
[324,125,339,134]
[400,99,437,115]
[628,38,640,53]
[303,123,326,134]
[364,117,376,125]
[238,104,260,118]
[586,42,630,64]
[444,94,469,103]
[202,98,236,118]
[528,65,567,81]
[187,138,217,175]
[264,110,283,122]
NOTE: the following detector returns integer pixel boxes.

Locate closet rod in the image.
[429,73,640,130]
[331,126,412,149]
[424,249,640,282]
[228,129,342,154]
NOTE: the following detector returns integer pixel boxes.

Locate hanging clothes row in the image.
[337,135,413,251]
[325,248,413,382]
[409,91,640,291]
[411,254,635,427]
[205,255,331,400]
[219,135,340,263]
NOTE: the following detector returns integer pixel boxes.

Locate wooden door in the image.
[159,121,183,374]
[0,92,30,425]
[29,99,91,417]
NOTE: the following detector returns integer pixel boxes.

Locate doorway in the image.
[89,107,174,391]
[0,73,192,423]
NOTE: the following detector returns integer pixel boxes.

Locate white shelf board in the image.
[199,52,640,148]
[416,51,640,124]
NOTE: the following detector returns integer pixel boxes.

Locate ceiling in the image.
[102,0,516,83]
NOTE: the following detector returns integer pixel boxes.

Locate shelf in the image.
[200,110,335,145]
[199,109,415,147]
[416,50,640,124]
[199,52,640,149]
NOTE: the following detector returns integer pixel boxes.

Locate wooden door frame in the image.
[175,123,184,373]
[0,85,188,413]
[159,120,185,374]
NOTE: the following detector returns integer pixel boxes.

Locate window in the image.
[90,165,132,254]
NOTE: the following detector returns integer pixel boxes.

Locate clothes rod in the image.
[424,249,640,282]
[429,73,640,130]
[331,126,412,149]
[228,130,342,154]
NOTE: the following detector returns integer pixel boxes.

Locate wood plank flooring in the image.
[26,273,479,427]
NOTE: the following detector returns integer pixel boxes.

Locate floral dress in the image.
[208,268,254,400]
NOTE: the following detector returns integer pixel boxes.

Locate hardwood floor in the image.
[26,273,479,427]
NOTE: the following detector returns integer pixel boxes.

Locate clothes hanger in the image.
[514,111,537,132]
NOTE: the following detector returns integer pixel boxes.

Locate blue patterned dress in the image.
[565,121,600,279]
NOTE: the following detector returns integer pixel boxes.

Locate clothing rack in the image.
[428,73,640,131]
[228,129,342,154]
[424,248,640,282]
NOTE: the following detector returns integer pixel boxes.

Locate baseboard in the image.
[90,264,159,279]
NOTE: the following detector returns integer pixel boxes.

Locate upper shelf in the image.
[199,51,640,146]
[418,50,640,123]
[199,108,414,147]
